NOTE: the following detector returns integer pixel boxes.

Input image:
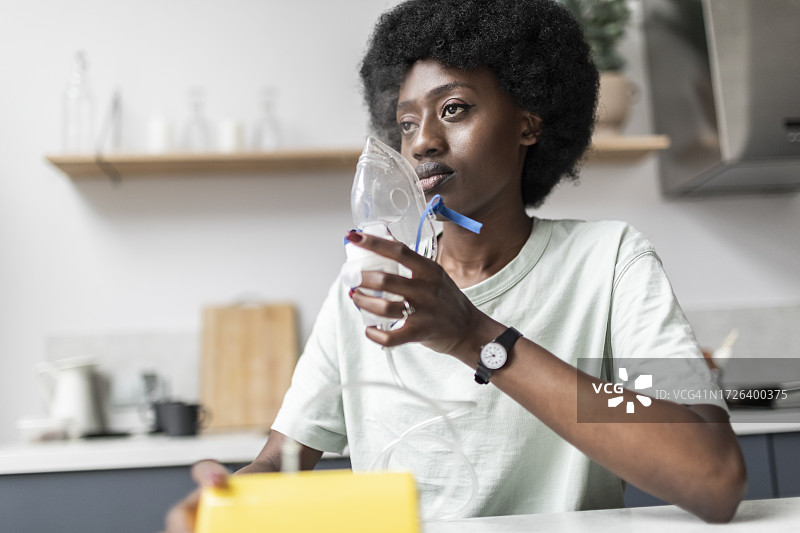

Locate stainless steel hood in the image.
[642,0,800,196]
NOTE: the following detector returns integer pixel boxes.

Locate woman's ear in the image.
[521,113,543,146]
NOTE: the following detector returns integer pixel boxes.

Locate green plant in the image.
[560,0,632,71]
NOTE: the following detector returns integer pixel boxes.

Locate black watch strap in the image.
[474,362,493,385]
[475,327,522,384]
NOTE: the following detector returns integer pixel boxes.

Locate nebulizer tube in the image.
[384,345,407,388]
[326,137,483,519]
[376,335,479,518]
[290,379,478,520]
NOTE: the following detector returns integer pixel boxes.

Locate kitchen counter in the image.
[0,431,269,475]
[1,429,797,533]
[729,408,800,435]
[424,497,800,533]
[1,409,798,475]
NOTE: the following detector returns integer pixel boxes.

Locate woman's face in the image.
[395,59,538,220]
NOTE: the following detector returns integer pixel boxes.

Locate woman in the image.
[164,0,745,530]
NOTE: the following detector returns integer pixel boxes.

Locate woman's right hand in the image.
[162,459,230,533]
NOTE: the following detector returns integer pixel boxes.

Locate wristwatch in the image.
[474,327,522,384]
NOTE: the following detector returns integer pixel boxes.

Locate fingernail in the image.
[346,230,363,243]
[348,288,355,299]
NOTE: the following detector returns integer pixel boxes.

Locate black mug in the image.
[161,402,209,436]
[140,400,174,434]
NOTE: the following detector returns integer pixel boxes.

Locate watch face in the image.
[481,342,508,370]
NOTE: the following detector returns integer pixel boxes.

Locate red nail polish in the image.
[349,288,355,299]
[346,230,363,243]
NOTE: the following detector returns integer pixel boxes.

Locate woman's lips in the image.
[419,173,453,191]
[416,162,455,192]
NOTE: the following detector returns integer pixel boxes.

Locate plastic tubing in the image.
[292,354,479,521]
[378,345,478,520]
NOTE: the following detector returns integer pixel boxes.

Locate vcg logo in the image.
[591,367,653,414]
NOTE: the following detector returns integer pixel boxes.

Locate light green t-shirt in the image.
[271,218,726,518]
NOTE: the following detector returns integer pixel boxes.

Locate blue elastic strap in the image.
[414,194,483,252]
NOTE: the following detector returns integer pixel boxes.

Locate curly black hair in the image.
[359,0,599,208]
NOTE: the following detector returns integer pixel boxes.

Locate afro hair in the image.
[359,0,599,208]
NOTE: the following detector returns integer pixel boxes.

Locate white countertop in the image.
[423,497,800,533]
[729,408,800,435]
[1,409,798,475]
[0,431,270,475]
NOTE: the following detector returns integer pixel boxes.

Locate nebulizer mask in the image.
[341,136,482,328]
[351,136,439,260]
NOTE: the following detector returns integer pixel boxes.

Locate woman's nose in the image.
[411,116,446,160]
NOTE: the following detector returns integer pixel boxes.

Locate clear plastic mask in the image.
[351,136,437,260]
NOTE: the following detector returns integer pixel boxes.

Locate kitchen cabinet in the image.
[0,431,345,531]
[44,135,670,180]
[738,434,778,500]
[0,457,350,533]
[625,431,800,507]
[773,432,800,498]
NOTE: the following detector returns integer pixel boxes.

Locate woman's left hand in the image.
[346,230,501,363]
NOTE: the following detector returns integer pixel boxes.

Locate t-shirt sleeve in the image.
[608,229,728,412]
[271,280,349,453]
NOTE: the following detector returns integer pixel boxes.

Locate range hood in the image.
[642,0,800,196]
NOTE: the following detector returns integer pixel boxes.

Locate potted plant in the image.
[560,0,633,135]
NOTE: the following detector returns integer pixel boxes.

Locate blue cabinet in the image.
[773,432,800,498]
[739,433,777,500]
[0,458,350,533]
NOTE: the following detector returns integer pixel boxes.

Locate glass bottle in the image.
[251,86,280,151]
[62,51,95,153]
[182,87,211,152]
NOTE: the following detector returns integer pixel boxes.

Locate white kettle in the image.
[36,356,107,438]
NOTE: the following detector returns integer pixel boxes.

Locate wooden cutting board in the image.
[201,303,299,432]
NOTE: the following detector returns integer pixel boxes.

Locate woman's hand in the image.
[346,230,502,363]
[161,460,230,533]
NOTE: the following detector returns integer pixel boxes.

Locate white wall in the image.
[1,0,798,443]
[0,0,401,442]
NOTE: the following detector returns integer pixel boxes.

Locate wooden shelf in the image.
[46,148,362,180]
[45,135,669,179]
[588,134,671,160]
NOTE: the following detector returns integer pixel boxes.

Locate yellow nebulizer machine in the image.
[196,137,482,533]
[196,469,420,533]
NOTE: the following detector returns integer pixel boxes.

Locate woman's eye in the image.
[441,103,473,119]
[398,121,418,134]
